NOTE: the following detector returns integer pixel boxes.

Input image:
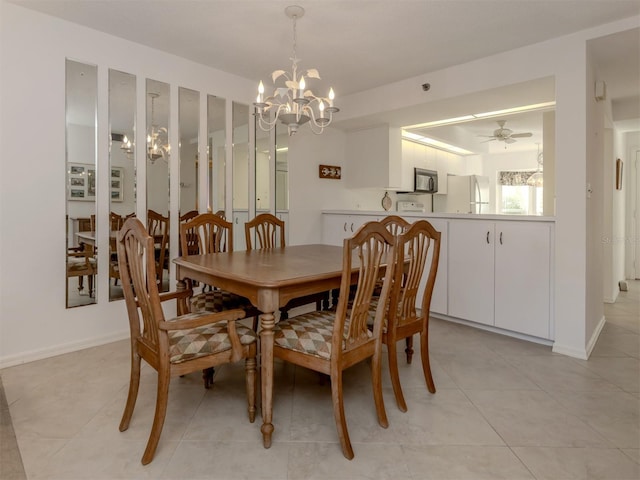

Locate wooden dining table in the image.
[173,244,350,448]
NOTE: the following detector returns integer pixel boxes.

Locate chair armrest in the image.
[157,290,192,303]
[158,308,246,331]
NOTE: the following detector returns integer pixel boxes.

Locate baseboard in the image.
[551,316,605,360]
[0,330,130,370]
[585,314,607,358]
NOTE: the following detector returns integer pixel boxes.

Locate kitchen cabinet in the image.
[346,125,409,190]
[322,213,381,246]
[416,217,448,315]
[448,219,552,339]
[322,212,448,316]
[232,210,248,251]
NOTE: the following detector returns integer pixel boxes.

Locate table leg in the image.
[259,310,275,448]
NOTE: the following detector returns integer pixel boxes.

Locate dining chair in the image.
[147,209,169,286]
[244,212,285,251]
[180,213,260,377]
[375,219,441,412]
[272,221,396,459]
[245,213,327,316]
[116,217,257,465]
[66,245,96,297]
[179,209,198,223]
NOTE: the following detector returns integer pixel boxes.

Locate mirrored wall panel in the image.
[207,95,226,216]
[275,123,289,244]
[108,69,136,301]
[255,119,270,213]
[179,87,199,222]
[232,102,249,251]
[65,59,98,308]
[146,79,170,292]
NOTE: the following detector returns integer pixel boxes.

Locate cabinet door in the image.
[322,214,349,246]
[232,211,249,251]
[414,218,448,315]
[447,220,495,325]
[494,222,551,339]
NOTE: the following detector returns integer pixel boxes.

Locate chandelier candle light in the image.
[254,5,339,136]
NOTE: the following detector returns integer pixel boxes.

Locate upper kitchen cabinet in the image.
[346,125,410,190]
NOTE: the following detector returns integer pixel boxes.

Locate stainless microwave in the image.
[414,168,438,194]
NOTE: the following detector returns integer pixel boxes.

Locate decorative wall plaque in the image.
[319,164,341,179]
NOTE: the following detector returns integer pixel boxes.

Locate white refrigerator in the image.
[444,175,490,214]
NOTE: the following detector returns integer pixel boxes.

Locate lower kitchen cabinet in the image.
[322,213,381,246]
[448,218,552,340]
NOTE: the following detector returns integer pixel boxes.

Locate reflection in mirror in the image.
[146,79,170,291]
[232,102,249,251]
[275,123,289,243]
[207,95,226,215]
[108,69,136,301]
[179,87,199,223]
[255,119,270,213]
[66,59,98,308]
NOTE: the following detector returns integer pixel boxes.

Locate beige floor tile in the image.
[402,445,534,479]
[160,440,289,479]
[286,442,409,480]
[573,356,640,392]
[386,388,505,445]
[512,446,640,480]
[465,389,612,447]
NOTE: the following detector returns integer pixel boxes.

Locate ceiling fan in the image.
[479,120,533,144]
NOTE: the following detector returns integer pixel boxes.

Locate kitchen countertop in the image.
[322,210,556,222]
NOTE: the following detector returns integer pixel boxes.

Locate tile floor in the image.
[1,281,638,479]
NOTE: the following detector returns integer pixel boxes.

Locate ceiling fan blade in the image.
[505,137,517,144]
[510,132,533,138]
[480,138,497,143]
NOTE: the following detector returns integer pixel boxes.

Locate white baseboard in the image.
[585,314,607,358]
[551,343,589,360]
[0,330,129,370]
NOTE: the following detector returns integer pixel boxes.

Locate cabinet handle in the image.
[486,231,490,244]
[235,218,238,224]
[343,222,347,232]
[499,232,503,245]
[350,223,354,232]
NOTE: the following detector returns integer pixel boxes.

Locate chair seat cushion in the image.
[190,290,254,314]
[168,313,257,364]
[273,310,336,359]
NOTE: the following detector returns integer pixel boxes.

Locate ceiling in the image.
[16,0,640,153]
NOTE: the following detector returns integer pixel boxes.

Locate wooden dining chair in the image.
[116,217,257,465]
[180,213,260,376]
[245,213,327,316]
[375,219,441,412]
[272,221,396,459]
[147,209,169,287]
[244,213,285,251]
[179,209,198,223]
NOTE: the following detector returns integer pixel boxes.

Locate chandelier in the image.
[120,92,170,163]
[254,5,339,136]
[527,144,544,187]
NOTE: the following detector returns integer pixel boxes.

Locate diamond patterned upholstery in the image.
[168,312,257,364]
[274,310,370,359]
[190,289,254,313]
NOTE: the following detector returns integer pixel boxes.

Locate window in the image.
[498,171,543,216]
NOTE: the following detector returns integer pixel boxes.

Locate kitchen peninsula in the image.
[323,210,555,345]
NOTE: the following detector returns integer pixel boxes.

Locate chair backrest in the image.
[147,209,169,278]
[180,212,233,256]
[380,215,410,237]
[244,213,285,251]
[179,210,199,223]
[214,209,226,220]
[116,217,166,353]
[110,212,124,231]
[333,221,396,355]
[387,220,441,331]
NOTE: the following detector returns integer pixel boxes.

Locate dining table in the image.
[173,244,351,448]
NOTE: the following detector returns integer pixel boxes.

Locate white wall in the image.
[0,2,256,367]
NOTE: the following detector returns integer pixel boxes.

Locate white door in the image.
[447,220,495,325]
[495,222,551,339]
